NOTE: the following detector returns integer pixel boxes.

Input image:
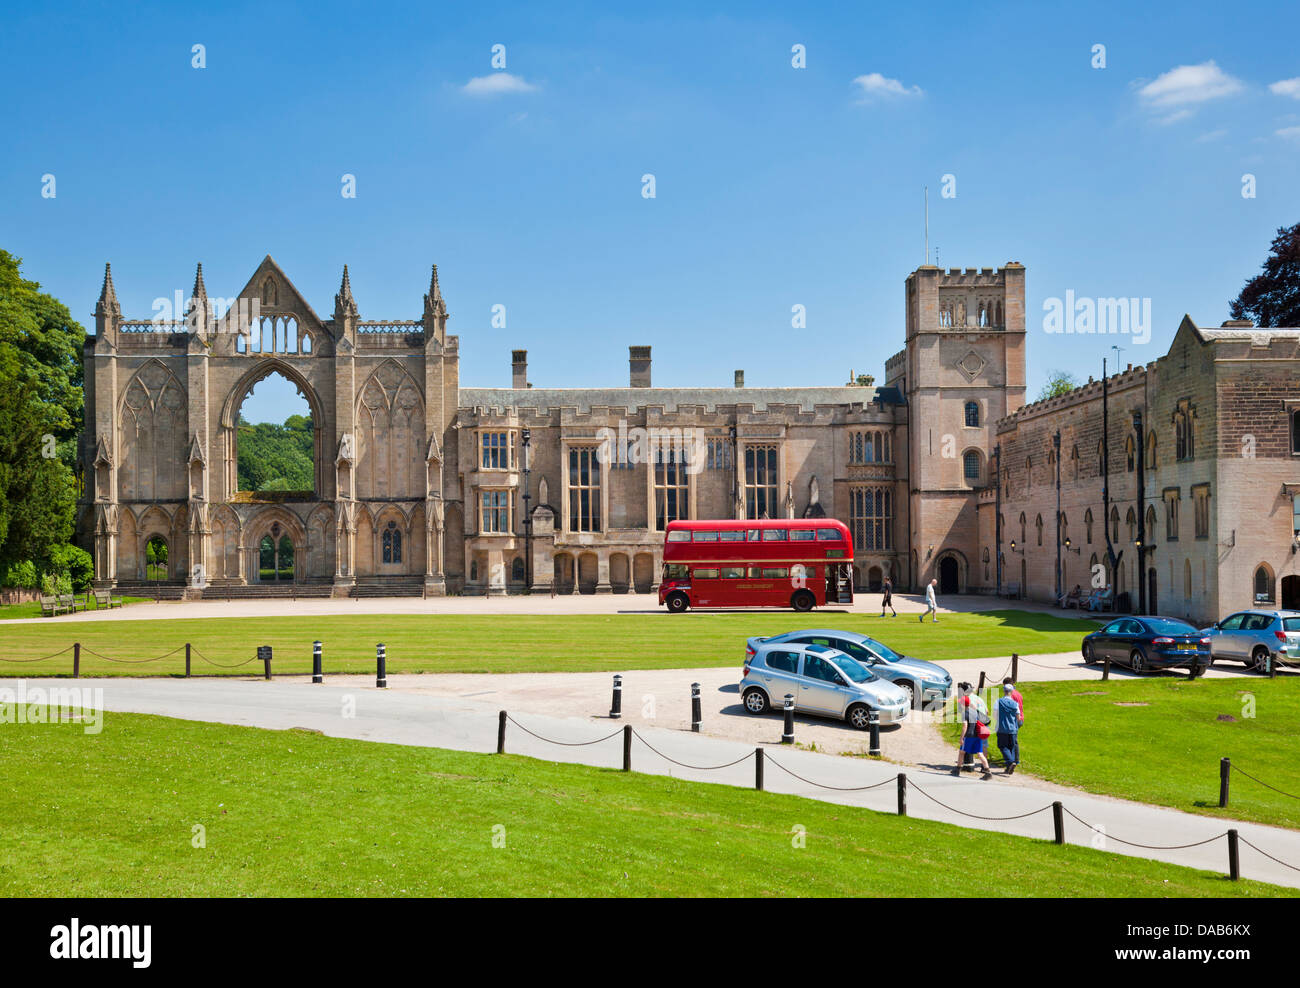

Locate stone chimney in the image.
[1221,319,1254,328]
[629,345,651,388]
[734,369,744,388]
[512,349,528,389]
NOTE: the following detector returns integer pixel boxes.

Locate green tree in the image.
[236,414,314,491]
[1037,370,1078,402]
[1230,222,1300,327]
[0,251,83,571]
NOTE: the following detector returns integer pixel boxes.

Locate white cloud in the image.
[1269,77,1300,100]
[461,72,538,97]
[1276,126,1300,142]
[1193,128,1227,143]
[851,72,923,101]
[1135,60,1244,120]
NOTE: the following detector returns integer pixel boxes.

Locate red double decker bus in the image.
[658,519,854,613]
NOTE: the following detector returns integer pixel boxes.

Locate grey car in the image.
[740,642,912,728]
[1203,610,1300,671]
[746,629,952,709]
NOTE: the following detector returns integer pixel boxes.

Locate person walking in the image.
[920,577,939,623]
[952,682,993,780]
[996,682,1023,774]
[880,576,897,617]
[1002,677,1024,720]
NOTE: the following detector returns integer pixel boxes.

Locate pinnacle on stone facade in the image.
[186,262,209,323]
[335,263,358,318]
[425,264,446,317]
[95,262,120,318]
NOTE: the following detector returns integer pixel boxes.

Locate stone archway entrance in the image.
[939,555,960,595]
[258,523,295,581]
[1282,574,1300,611]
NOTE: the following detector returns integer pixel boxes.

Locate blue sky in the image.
[3,1,1298,422]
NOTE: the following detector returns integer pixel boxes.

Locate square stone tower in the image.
[891,263,1026,591]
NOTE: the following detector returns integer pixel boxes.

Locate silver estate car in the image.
[1203,610,1300,671]
[746,629,952,709]
[740,642,911,728]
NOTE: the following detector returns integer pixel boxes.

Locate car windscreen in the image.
[1145,618,1197,635]
[860,638,902,662]
[1284,617,1300,632]
[834,655,876,683]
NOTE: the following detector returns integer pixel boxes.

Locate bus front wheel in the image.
[791,590,815,613]
[666,592,690,613]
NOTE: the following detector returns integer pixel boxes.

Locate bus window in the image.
[760,567,788,578]
[790,529,815,541]
[720,567,745,578]
[718,530,745,542]
[693,531,718,542]
[761,530,787,541]
[666,531,691,542]
[815,528,840,541]
[746,529,761,541]
[664,563,689,580]
[693,568,719,578]
[791,564,809,581]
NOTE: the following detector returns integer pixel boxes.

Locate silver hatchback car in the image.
[740,642,911,728]
[1204,610,1300,671]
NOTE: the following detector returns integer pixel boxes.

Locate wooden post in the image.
[1219,757,1230,808]
[185,642,191,678]
[1011,652,1019,682]
[1052,801,1065,845]
[755,748,764,791]
[1228,829,1240,881]
[977,670,986,692]
[1102,656,1110,681]
[73,642,80,678]
[497,711,507,754]
[897,773,907,816]
[622,724,632,771]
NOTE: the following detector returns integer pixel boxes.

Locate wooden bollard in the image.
[755,748,764,791]
[622,724,632,772]
[73,642,80,678]
[1228,829,1240,881]
[977,670,986,692]
[1102,656,1110,681]
[1219,757,1230,808]
[1052,801,1065,845]
[1011,652,1019,682]
[185,642,191,678]
[497,711,507,754]
[897,773,907,816]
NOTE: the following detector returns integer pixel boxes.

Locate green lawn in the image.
[952,678,1300,829]
[0,597,150,620]
[0,708,1287,897]
[0,609,1099,677]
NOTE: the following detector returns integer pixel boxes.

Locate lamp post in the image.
[521,428,532,591]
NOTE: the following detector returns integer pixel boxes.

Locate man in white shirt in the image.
[920,578,939,623]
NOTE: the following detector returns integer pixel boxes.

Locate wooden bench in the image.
[56,593,78,614]
[39,595,64,617]
[93,589,123,609]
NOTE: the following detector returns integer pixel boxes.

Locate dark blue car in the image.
[1081,616,1210,674]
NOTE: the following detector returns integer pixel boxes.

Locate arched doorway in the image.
[145,535,169,581]
[221,360,325,499]
[939,556,960,595]
[867,565,883,592]
[258,524,295,581]
[1283,575,1300,611]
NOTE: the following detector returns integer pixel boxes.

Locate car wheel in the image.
[742,687,769,715]
[1129,649,1146,674]
[897,681,916,709]
[791,590,814,613]
[846,704,873,730]
[666,591,689,613]
[1082,642,1095,664]
[1251,646,1271,673]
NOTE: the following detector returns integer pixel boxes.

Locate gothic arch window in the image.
[1110,506,1120,543]
[1146,430,1157,469]
[1085,508,1094,544]
[1126,507,1136,543]
[511,557,526,584]
[963,449,981,485]
[1254,564,1274,602]
[301,332,313,354]
[1070,445,1079,481]
[1024,457,1032,491]
[1060,512,1069,545]
[1146,504,1158,536]
[1018,512,1026,544]
[261,278,276,306]
[1174,406,1195,461]
[1035,514,1043,546]
[1125,435,1136,472]
[382,520,402,564]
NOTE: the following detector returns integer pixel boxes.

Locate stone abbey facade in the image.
[78,256,1300,621]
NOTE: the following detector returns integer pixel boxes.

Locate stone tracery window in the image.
[382,520,402,563]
